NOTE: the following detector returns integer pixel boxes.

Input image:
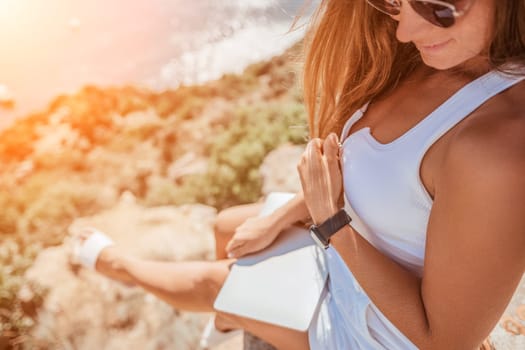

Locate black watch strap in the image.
[309,209,352,249]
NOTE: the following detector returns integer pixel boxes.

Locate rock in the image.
[24,193,217,349]
[168,152,208,180]
[243,333,277,350]
[212,332,244,350]
[259,143,304,195]
[21,144,304,350]
[68,192,217,261]
[489,275,525,349]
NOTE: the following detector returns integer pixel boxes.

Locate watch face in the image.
[309,227,329,249]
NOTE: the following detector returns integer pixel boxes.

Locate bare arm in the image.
[95,249,231,312]
[298,127,525,349]
[93,191,311,308]
[226,190,311,258]
[93,192,311,306]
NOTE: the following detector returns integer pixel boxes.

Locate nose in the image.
[393,1,433,43]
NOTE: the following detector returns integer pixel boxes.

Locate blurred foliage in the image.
[0,42,306,347]
[0,239,46,348]
[154,101,307,209]
[143,101,307,208]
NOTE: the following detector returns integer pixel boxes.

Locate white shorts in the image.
[308,247,417,350]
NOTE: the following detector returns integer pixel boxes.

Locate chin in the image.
[420,56,458,70]
[421,55,490,75]
[420,49,488,73]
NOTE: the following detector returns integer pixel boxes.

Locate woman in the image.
[73,0,525,349]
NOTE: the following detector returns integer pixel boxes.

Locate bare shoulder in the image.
[442,79,525,181]
[422,80,525,348]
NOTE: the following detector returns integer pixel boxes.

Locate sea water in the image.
[0,0,317,128]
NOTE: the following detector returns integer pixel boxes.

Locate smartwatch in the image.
[309,209,352,249]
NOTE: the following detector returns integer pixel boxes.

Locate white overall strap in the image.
[340,102,370,141]
[414,70,525,153]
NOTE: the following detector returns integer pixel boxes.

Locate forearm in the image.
[331,227,444,349]
[298,135,517,349]
[96,250,219,311]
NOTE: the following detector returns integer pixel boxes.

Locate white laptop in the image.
[213,192,328,331]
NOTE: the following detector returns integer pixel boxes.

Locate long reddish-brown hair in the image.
[303,0,525,138]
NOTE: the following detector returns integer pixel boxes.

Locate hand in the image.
[225,214,284,258]
[68,228,134,285]
[297,133,343,224]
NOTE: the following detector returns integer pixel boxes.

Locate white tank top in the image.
[340,70,525,277]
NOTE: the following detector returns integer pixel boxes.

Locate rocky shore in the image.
[22,143,303,350]
[0,41,306,348]
[0,40,524,348]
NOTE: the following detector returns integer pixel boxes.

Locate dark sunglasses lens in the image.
[368,0,401,16]
[409,1,455,28]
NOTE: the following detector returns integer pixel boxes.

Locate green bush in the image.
[152,100,307,209]
[9,173,108,245]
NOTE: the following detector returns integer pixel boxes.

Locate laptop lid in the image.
[213,193,328,331]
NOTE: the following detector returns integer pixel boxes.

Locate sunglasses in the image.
[366,0,471,28]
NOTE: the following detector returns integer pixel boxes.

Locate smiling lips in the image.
[418,39,453,52]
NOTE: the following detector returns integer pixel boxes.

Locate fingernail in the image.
[227,253,234,259]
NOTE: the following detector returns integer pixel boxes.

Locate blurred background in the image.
[0,1,318,349]
[0,0,313,129]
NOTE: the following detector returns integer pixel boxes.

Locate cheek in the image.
[456,20,493,59]
[456,0,495,56]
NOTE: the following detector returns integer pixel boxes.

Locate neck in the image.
[408,56,492,89]
[451,55,492,79]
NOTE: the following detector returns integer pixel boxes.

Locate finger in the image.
[323,133,340,162]
[308,141,327,180]
[326,133,340,149]
[311,137,323,147]
[230,240,259,258]
[300,139,321,170]
[227,243,249,259]
[305,138,322,158]
[305,141,322,176]
[225,238,243,254]
[297,163,308,191]
[297,146,311,180]
[311,138,323,152]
